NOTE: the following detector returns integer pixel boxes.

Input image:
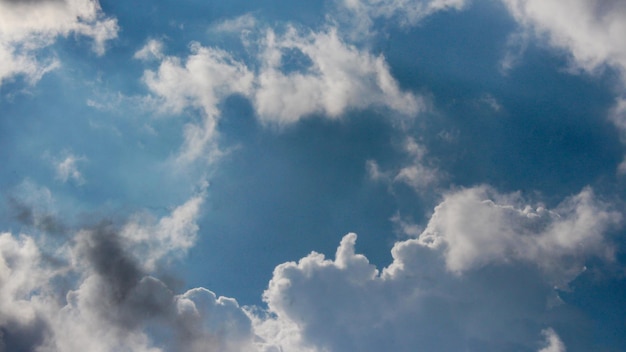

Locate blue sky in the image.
[1,0,626,351]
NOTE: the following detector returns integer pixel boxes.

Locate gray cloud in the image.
[0,192,256,352]
[8,197,66,236]
[0,316,49,352]
[76,223,144,305]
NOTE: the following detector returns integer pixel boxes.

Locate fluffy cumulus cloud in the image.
[0,191,258,352]
[3,182,612,351]
[0,0,118,85]
[142,24,423,161]
[417,186,620,283]
[254,27,422,125]
[252,186,618,351]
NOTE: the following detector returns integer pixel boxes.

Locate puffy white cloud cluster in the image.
[2,183,612,351]
[254,27,422,125]
[417,186,620,282]
[140,25,423,163]
[0,0,118,85]
[252,186,617,351]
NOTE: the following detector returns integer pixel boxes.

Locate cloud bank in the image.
[2,184,615,351]
[254,186,617,351]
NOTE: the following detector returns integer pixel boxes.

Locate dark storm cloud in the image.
[0,315,49,352]
[73,222,179,330]
[78,222,143,303]
[72,221,236,350]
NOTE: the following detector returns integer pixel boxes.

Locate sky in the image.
[1,0,626,351]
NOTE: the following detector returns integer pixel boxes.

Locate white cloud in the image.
[142,43,254,164]
[499,1,626,173]
[368,137,439,192]
[417,186,620,284]
[0,191,258,352]
[1,181,620,351]
[538,328,566,352]
[252,186,619,351]
[211,13,258,34]
[393,138,439,190]
[336,0,468,35]
[0,0,118,85]
[254,27,423,125]
[121,191,205,271]
[134,39,165,61]
[501,0,626,77]
[55,154,86,185]
[142,24,423,161]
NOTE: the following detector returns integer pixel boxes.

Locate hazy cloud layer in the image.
[335,0,468,36]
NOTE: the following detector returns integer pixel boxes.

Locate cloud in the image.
[538,328,566,352]
[134,39,165,61]
[501,0,626,77]
[0,0,118,86]
[254,27,423,125]
[211,13,258,34]
[0,232,58,352]
[417,186,620,284]
[0,186,618,350]
[54,154,86,185]
[335,0,468,35]
[253,186,619,351]
[7,181,66,235]
[498,1,626,173]
[0,190,259,352]
[367,137,439,192]
[142,24,423,162]
[142,42,254,164]
[121,191,205,271]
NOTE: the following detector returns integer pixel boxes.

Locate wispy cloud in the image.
[54,154,87,185]
[141,22,424,164]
